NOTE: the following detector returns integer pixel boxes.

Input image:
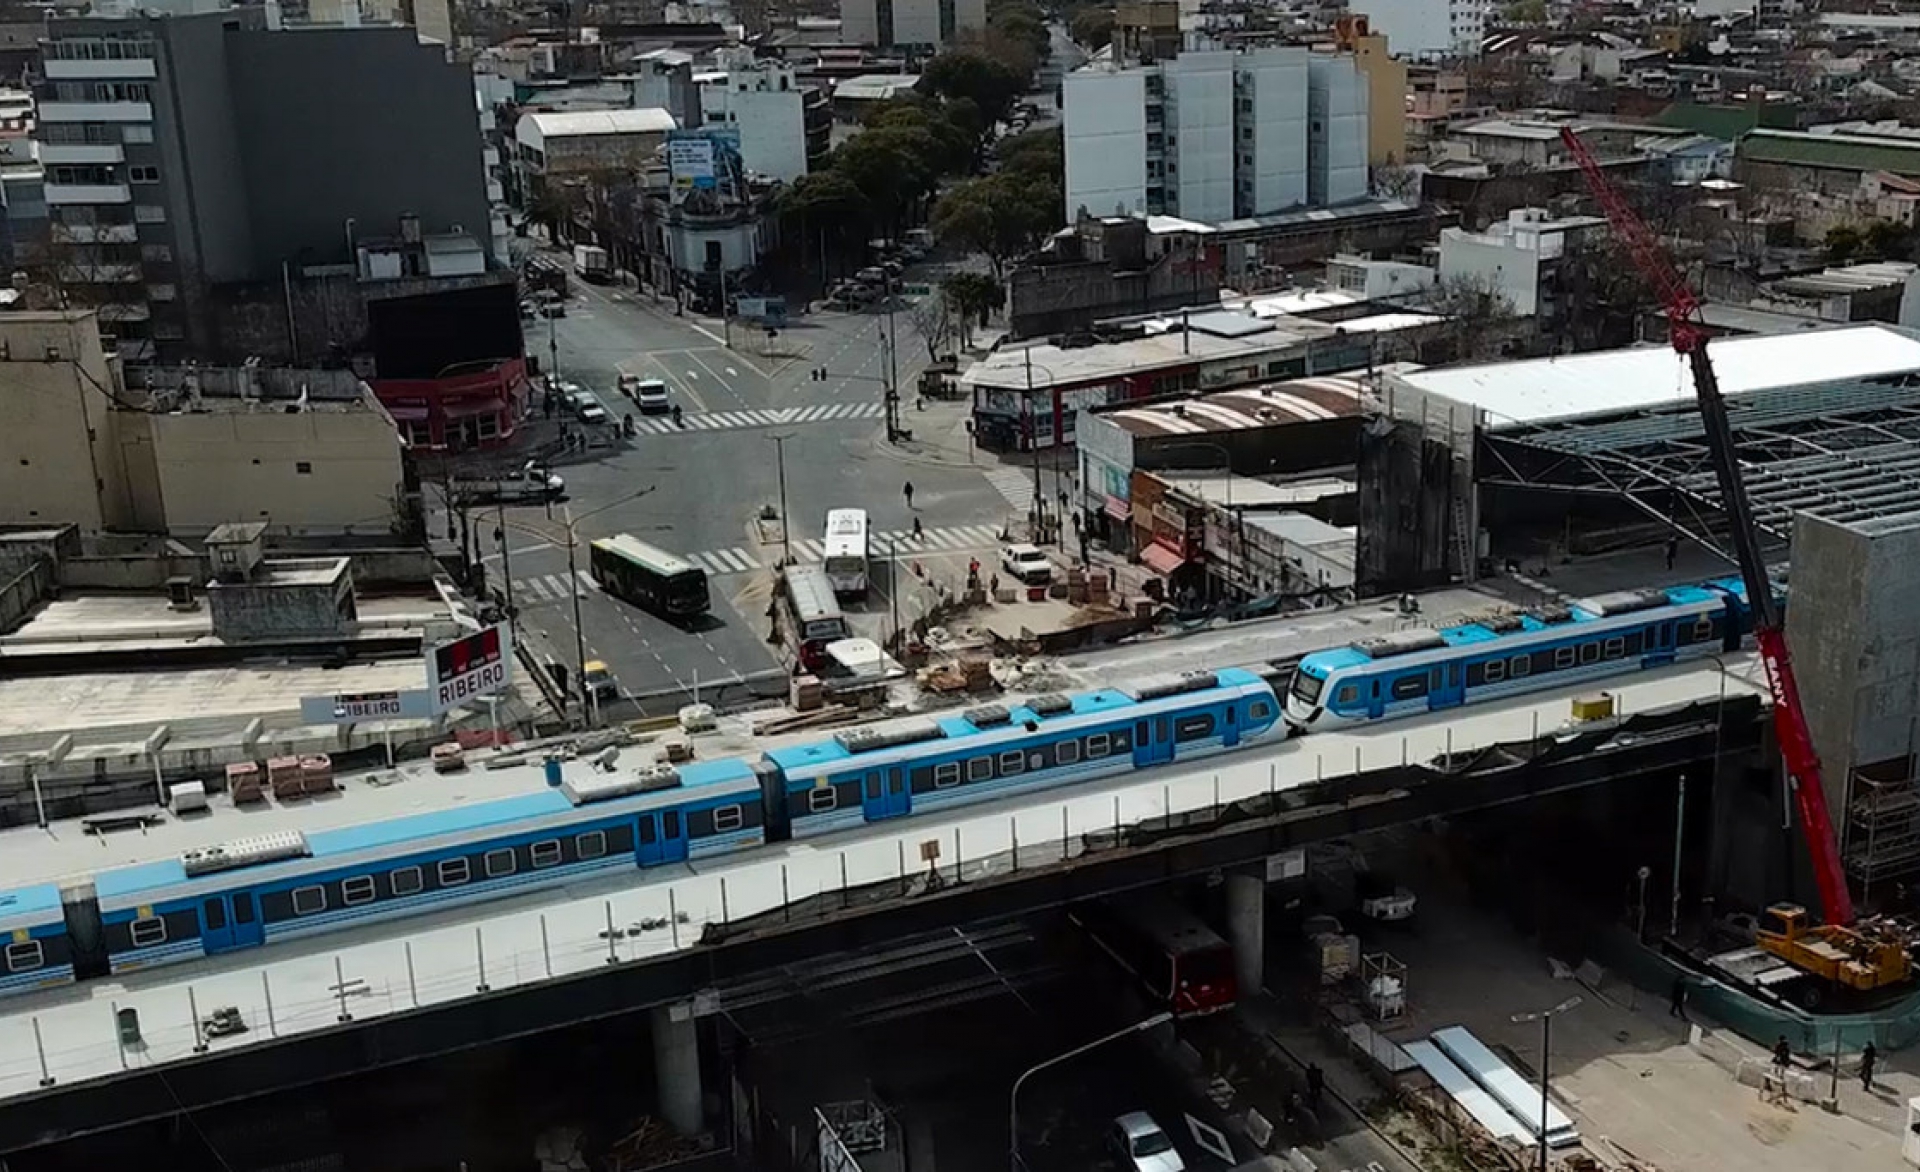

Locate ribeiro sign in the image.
[429,624,513,713]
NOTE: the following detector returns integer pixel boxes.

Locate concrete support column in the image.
[652,1003,704,1137]
[1226,869,1266,997]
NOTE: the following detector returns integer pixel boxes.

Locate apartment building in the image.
[1063,47,1368,226]
[36,9,494,363]
[695,55,829,182]
[839,0,986,50]
[1348,0,1487,60]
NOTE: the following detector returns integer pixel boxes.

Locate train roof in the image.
[0,883,66,924]
[764,669,1269,772]
[93,757,762,902]
[1302,581,1739,671]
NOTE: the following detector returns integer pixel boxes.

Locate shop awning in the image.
[1140,542,1189,576]
[441,398,504,419]
[383,405,430,422]
[1103,495,1131,521]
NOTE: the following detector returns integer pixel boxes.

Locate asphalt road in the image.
[485,258,1019,711]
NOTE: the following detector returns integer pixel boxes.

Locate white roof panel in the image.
[1395,325,1920,430]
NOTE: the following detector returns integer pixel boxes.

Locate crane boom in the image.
[1557,128,1854,926]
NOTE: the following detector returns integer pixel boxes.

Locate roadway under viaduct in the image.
[0,691,1767,1155]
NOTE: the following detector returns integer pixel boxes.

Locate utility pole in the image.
[1024,348,1044,539]
[720,266,732,349]
[768,433,793,565]
[882,290,903,442]
[496,498,516,634]
[548,309,560,385]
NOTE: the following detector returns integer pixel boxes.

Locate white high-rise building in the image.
[1062,46,1366,225]
[839,0,984,49]
[1347,0,1487,60]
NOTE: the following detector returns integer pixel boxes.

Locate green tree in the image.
[1863,218,1914,260]
[1068,4,1115,50]
[1501,0,1546,22]
[922,48,1029,127]
[864,96,977,176]
[831,128,942,231]
[939,270,1006,347]
[1825,225,1864,263]
[995,126,1063,185]
[932,174,1057,278]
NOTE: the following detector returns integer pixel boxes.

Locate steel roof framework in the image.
[1477,377,1920,558]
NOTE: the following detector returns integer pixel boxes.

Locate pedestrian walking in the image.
[1773,1035,1792,1073]
[1669,976,1688,1020]
[903,481,916,509]
[1305,1063,1325,1108]
[1862,1042,1878,1091]
[912,515,924,539]
[1664,534,1679,571]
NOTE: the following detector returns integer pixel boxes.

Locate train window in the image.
[1484,659,1506,682]
[1086,733,1111,758]
[530,840,563,869]
[391,866,424,896]
[439,858,471,887]
[1511,655,1532,677]
[1390,675,1426,701]
[1336,685,1358,705]
[713,804,744,832]
[203,899,226,931]
[808,786,839,812]
[934,762,961,789]
[1175,714,1215,741]
[967,756,993,782]
[130,916,166,947]
[485,849,516,878]
[1553,646,1576,669]
[1058,739,1081,764]
[577,831,607,860]
[5,940,41,973]
[1000,749,1026,775]
[292,886,327,916]
[864,775,881,800]
[341,876,376,906]
[1603,636,1625,660]
[1694,616,1715,642]
[1250,701,1271,721]
[1579,642,1600,665]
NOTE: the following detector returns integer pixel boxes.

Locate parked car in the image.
[1001,543,1053,586]
[575,393,610,425]
[1108,1113,1185,1172]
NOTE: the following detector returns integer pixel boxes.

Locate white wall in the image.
[701,85,807,181]
[1438,226,1542,315]
[893,0,941,48]
[1166,51,1236,224]
[1308,56,1370,206]
[839,0,879,45]
[1349,0,1484,59]
[1241,47,1309,216]
[1064,69,1148,220]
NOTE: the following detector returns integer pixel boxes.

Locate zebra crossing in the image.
[982,466,1037,516]
[507,524,1007,599]
[630,402,885,435]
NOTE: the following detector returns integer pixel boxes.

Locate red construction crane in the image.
[1557,127,1855,927]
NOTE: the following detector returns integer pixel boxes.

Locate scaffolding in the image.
[1844,760,1920,898]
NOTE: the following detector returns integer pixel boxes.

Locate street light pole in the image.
[1024,348,1043,536]
[1009,1011,1172,1172]
[1510,995,1581,1172]
[769,433,793,565]
[563,503,591,728]
[497,498,516,633]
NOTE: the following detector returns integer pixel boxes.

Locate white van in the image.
[634,377,670,415]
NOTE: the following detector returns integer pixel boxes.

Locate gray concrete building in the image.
[38,9,493,363]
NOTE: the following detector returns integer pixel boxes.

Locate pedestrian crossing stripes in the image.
[982,466,1037,515]
[509,570,594,604]
[630,402,885,435]
[506,524,1007,597]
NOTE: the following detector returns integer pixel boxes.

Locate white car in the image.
[1001,543,1052,586]
[1109,1113,1185,1172]
[634,377,670,415]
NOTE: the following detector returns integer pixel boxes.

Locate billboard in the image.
[427,623,513,713]
[298,689,435,725]
[666,128,742,190]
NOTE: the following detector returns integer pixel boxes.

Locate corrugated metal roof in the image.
[523,108,677,140]
[1105,378,1371,437]
[1395,324,1920,430]
[1740,129,1920,177]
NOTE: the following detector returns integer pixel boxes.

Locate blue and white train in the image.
[1285,577,1764,729]
[0,668,1281,993]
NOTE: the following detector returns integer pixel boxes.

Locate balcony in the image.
[44,58,157,80]
[96,301,151,323]
[37,142,124,165]
[37,101,152,123]
[58,263,143,284]
[45,182,132,205]
[52,222,138,244]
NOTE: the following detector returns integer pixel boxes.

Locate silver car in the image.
[1109,1113,1185,1172]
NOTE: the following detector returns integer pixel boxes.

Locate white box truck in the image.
[572,244,612,283]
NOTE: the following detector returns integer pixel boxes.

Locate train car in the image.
[0,884,77,994]
[92,758,764,973]
[1286,582,1753,730]
[763,669,1282,838]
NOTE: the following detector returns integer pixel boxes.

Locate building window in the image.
[341,876,376,905]
[403,421,431,446]
[5,940,42,973]
[295,461,312,474]
[530,840,562,868]
[140,243,171,262]
[475,413,501,440]
[146,283,175,301]
[133,205,166,224]
[128,164,159,184]
[130,916,166,947]
[292,886,327,915]
[391,866,424,895]
[122,124,153,144]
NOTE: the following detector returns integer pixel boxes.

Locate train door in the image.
[1221,703,1240,749]
[637,809,689,866]
[1428,663,1465,710]
[1646,622,1674,665]
[1134,718,1175,768]
[862,767,910,821]
[199,892,264,954]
